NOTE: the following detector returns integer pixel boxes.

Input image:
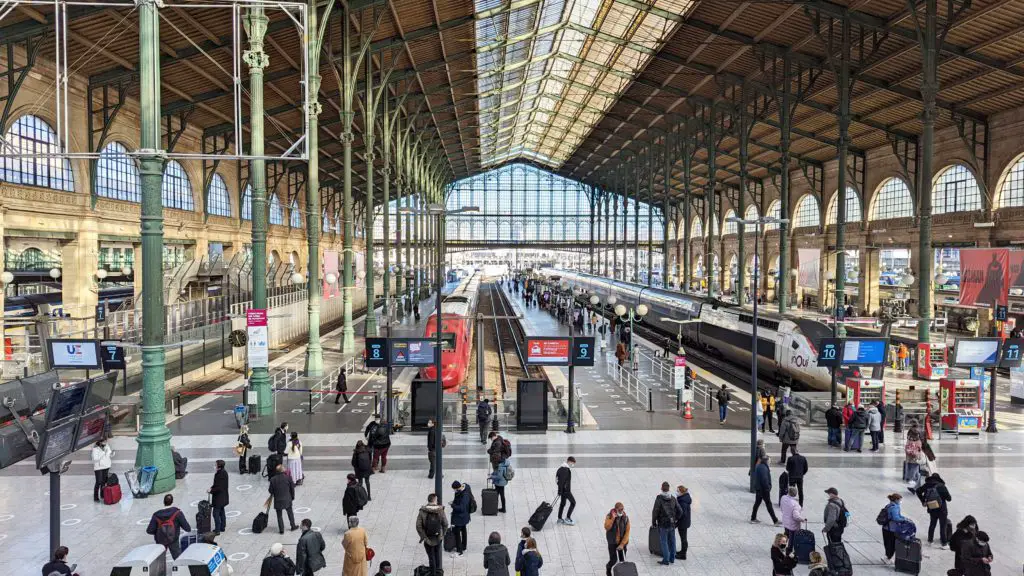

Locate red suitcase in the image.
[102,483,122,505]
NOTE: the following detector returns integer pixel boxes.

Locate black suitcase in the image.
[196,498,212,534]
[824,541,853,576]
[895,538,922,574]
[481,488,499,516]
[180,532,200,553]
[792,528,815,564]
[252,510,269,534]
[443,527,456,552]
[414,567,442,576]
[248,454,261,475]
[648,525,660,556]
[528,501,553,531]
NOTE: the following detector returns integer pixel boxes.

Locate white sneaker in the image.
[881,557,891,564]
[939,544,948,550]
[564,518,576,526]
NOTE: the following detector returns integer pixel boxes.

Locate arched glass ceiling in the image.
[474,0,697,169]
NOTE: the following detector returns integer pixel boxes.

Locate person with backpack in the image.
[603,502,630,576]
[295,518,327,576]
[915,472,952,548]
[416,493,448,575]
[880,493,911,564]
[487,432,511,471]
[146,494,191,559]
[750,456,780,525]
[450,481,473,555]
[335,368,350,404]
[824,404,843,448]
[269,422,288,457]
[371,417,391,473]
[489,458,511,514]
[715,384,730,424]
[483,531,511,576]
[477,399,493,444]
[867,403,883,451]
[352,441,373,501]
[556,456,577,525]
[777,409,801,464]
[652,481,683,565]
[208,459,229,534]
[91,439,113,502]
[784,449,808,506]
[822,487,847,543]
[343,473,367,519]
[269,464,298,534]
[675,485,692,560]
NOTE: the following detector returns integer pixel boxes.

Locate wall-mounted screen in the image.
[47,340,102,370]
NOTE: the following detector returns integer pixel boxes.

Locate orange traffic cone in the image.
[683,401,693,420]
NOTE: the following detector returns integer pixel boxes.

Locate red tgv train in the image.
[420,272,480,390]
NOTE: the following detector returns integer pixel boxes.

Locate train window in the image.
[791,340,799,350]
[441,332,457,351]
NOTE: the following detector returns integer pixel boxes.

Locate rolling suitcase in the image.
[792,527,815,564]
[196,497,212,534]
[252,510,269,534]
[824,541,853,576]
[647,526,660,556]
[102,483,122,505]
[248,454,261,475]
[611,550,638,576]
[894,537,922,574]
[481,487,499,516]
[180,532,200,552]
[528,500,553,531]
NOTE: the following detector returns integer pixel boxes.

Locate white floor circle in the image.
[238,528,253,535]
[295,507,311,513]
[61,519,81,526]
[60,504,76,511]
[228,553,249,561]
[226,510,242,518]
[236,484,253,491]
[0,514,14,522]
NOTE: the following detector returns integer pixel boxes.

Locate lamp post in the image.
[614,303,648,362]
[729,215,788,489]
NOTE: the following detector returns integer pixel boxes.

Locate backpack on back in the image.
[424,511,442,539]
[465,485,478,514]
[502,438,512,458]
[356,485,369,508]
[788,419,801,441]
[657,498,677,528]
[503,461,515,481]
[836,501,850,529]
[155,511,179,546]
[876,505,890,526]
[924,485,942,509]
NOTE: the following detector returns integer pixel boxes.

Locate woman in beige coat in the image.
[342,516,369,576]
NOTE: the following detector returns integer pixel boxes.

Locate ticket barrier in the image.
[171,544,230,576]
[939,379,984,435]
[110,544,166,576]
[846,378,885,407]
[916,342,948,380]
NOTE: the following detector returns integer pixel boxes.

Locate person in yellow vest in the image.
[760,392,777,433]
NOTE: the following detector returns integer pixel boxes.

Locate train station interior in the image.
[1,0,1024,575]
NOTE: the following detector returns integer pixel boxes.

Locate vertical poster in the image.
[355,251,365,287]
[1009,250,1024,289]
[323,250,339,299]
[246,309,269,368]
[958,248,1009,308]
[797,248,820,289]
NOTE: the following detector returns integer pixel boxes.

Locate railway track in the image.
[480,282,532,393]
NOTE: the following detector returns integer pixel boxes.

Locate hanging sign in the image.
[246,309,269,369]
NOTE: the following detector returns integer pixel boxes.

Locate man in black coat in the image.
[260,543,297,576]
[824,405,843,447]
[295,518,327,576]
[784,451,809,506]
[208,459,229,534]
[270,423,288,457]
[556,457,577,525]
[335,368,350,404]
[268,464,298,534]
[749,457,779,525]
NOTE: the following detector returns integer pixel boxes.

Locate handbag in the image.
[234,444,246,456]
[366,547,375,561]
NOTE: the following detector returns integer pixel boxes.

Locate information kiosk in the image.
[916,342,949,380]
[944,338,1002,436]
[840,338,888,406]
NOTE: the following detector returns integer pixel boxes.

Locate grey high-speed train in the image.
[540,269,841,391]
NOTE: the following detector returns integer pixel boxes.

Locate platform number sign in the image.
[816,338,842,367]
[995,305,1008,322]
[100,344,126,371]
[365,338,388,368]
[1000,338,1024,368]
[571,337,595,367]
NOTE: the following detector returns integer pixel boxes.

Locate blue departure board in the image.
[841,338,887,366]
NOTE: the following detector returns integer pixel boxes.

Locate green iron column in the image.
[363,57,377,337]
[707,114,718,298]
[634,156,640,282]
[135,0,174,494]
[917,0,938,343]
[340,11,356,353]
[834,16,851,335]
[778,56,792,314]
[303,0,324,374]
[662,138,671,287]
[682,130,692,289]
[737,98,749,306]
[244,5,272,411]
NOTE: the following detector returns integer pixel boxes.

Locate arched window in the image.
[269,194,284,225]
[323,213,331,233]
[870,177,914,220]
[997,154,1024,208]
[723,209,738,235]
[793,195,820,228]
[206,174,231,217]
[0,115,74,191]
[764,200,782,231]
[691,218,703,238]
[161,160,194,210]
[241,185,252,220]
[96,142,140,201]
[826,187,862,224]
[933,164,982,214]
[289,199,302,228]
[744,205,759,223]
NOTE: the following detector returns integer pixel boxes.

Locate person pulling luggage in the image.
[603,502,630,576]
[556,457,576,525]
[91,439,113,502]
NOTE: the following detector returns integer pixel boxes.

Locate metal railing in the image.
[604,352,653,411]
[633,345,712,411]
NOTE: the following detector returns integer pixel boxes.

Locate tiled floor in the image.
[5,425,1021,576]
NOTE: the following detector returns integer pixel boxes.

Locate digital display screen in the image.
[841,339,888,366]
[816,338,842,367]
[954,338,1001,367]
[525,338,571,365]
[571,337,595,367]
[390,339,438,367]
[48,340,102,370]
[516,379,548,431]
[73,409,108,451]
[44,381,89,427]
[37,419,77,468]
[1000,338,1024,368]
[364,338,388,368]
[83,372,117,414]
[100,345,126,371]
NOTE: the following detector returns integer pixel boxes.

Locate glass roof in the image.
[474,0,697,169]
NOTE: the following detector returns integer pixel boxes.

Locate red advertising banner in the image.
[525,338,570,365]
[1010,251,1024,289]
[958,248,1009,308]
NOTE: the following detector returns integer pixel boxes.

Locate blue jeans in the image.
[659,527,677,564]
[828,427,840,446]
[718,405,727,422]
[843,428,852,449]
[213,505,226,533]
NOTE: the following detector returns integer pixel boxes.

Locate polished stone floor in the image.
[4,424,1022,576]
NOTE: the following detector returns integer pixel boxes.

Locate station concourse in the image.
[2,0,1024,574]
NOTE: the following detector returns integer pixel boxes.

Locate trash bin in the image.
[139,465,158,497]
[233,404,248,428]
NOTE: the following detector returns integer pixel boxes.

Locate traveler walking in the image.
[450,481,472,555]
[341,516,369,576]
[915,472,952,548]
[517,538,543,576]
[208,459,229,534]
[477,399,493,444]
[880,493,910,564]
[483,532,511,576]
[342,474,367,519]
[370,417,391,473]
[287,432,304,485]
[603,502,630,576]
[778,410,801,464]
[556,457,577,525]
[335,368,350,404]
[652,482,683,565]
[261,543,297,576]
[867,403,883,451]
[770,533,797,576]
[784,450,808,506]
[825,404,843,447]
[750,457,780,525]
[91,439,113,502]
[779,486,805,553]
[295,518,327,576]
[415,494,448,576]
[146,494,191,559]
[893,398,906,445]
[352,441,373,501]
[490,459,510,513]
[615,341,627,367]
[842,401,855,450]
[848,405,868,452]
[716,385,731,424]
[675,485,691,560]
[822,487,847,543]
[268,464,298,534]
[237,424,252,474]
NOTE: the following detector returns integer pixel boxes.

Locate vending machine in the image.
[938,379,984,434]
[916,342,948,380]
[845,378,885,406]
